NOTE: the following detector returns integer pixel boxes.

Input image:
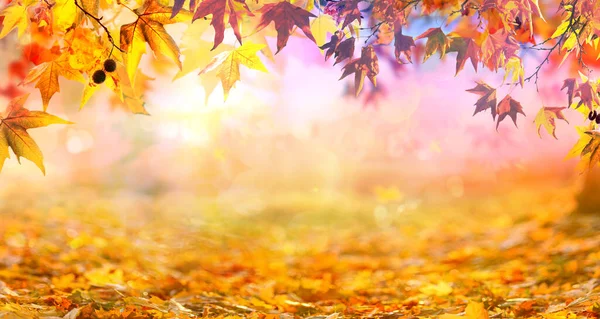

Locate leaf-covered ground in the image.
[1,182,600,318]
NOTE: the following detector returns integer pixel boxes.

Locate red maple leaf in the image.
[188,0,253,50]
[320,32,356,65]
[448,37,479,75]
[466,81,497,119]
[394,22,415,63]
[340,45,379,96]
[256,1,316,54]
[496,95,526,130]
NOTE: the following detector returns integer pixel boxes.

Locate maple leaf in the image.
[574,80,600,111]
[0,94,71,174]
[199,41,267,100]
[581,131,600,169]
[174,21,234,103]
[415,27,450,62]
[394,23,415,63]
[320,32,355,65]
[480,30,519,71]
[310,14,338,47]
[111,69,152,115]
[320,31,343,61]
[339,45,379,96]
[189,0,253,50]
[256,1,316,54]
[534,107,569,139]
[496,95,526,130]
[448,37,479,75]
[562,78,577,106]
[466,81,497,119]
[339,0,362,29]
[119,0,192,83]
[503,57,524,87]
[0,0,33,39]
[22,54,86,110]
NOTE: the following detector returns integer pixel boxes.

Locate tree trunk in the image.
[576,169,600,214]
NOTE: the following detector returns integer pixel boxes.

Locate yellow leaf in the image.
[0,94,72,174]
[533,107,569,139]
[120,0,192,83]
[465,302,489,319]
[0,1,31,39]
[310,15,338,47]
[52,0,78,32]
[503,57,524,87]
[23,55,86,110]
[551,18,570,39]
[200,41,268,100]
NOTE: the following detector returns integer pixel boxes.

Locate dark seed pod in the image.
[103,59,117,73]
[590,111,597,121]
[92,70,106,84]
[596,115,600,125]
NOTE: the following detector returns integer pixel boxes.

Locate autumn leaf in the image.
[174,20,234,103]
[189,0,253,50]
[339,45,379,96]
[255,1,316,54]
[23,54,86,110]
[393,22,416,64]
[534,107,569,139]
[465,302,490,319]
[574,80,600,111]
[310,14,338,47]
[0,0,34,39]
[415,27,450,62]
[119,0,192,83]
[496,95,526,130]
[480,30,520,71]
[109,67,152,115]
[562,78,577,107]
[581,131,600,169]
[320,32,355,65]
[466,81,497,119]
[566,125,593,159]
[503,57,525,87]
[448,37,479,75]
[320,31,343,61]
[0,94,72,174]
[339,0,362,30]
[199,41,267,100]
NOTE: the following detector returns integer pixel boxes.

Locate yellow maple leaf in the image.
[310,15,338,47]
[23,55,86,110]
[0,94,72,174]
[0,0,35,39]
[533,107,569,139]
[174,20,234,103]
[199,41,268,100]
[119,0,192,83]
[503,57,524,87]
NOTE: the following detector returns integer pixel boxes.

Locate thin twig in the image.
[74,0,124,54]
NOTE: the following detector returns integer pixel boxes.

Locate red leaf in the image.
[466,81,497,119]
[191,0,253,50]
[256,1,316,54]
[496,95,526,130]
